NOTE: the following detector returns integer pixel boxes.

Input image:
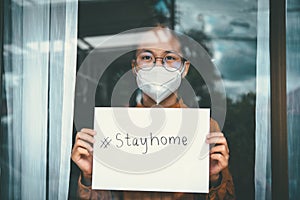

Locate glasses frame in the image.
[134,50,186,72]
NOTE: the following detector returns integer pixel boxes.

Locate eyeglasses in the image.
[135,50,185,72]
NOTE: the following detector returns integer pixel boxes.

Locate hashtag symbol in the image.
[100,137,112,148]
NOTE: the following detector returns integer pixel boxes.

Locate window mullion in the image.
[270,0,289,199]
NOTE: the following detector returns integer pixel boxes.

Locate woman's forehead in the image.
[136,28,182,53]
[136,48,179,55]
[137,41,181,52]
[136,40,182,56]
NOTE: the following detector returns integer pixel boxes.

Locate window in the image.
[0,0,299,199]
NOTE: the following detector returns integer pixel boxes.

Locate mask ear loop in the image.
[133,60,138,75]
[180,61,187,77]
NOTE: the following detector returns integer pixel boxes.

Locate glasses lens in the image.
[136,52,155,69]
[163,53,182,70]
[136,51,183,71]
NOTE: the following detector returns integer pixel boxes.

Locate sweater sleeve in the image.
[77,174,113,200]
[206,167,235,200]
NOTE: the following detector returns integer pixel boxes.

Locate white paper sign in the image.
[92,107,210,193]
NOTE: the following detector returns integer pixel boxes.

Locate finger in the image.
[206,132,227,146]
[210,153,228,168]
[72,146,89,160]
[211,153,228,165]
[76,139,94,152]
[76,131,95,144]
[78,146,90,156]
[75,146,90,157]
[206,136,227,146]
[207,132,224,138]
[206,136,228,149]
[210,145,229,158]
[80,128,96,136]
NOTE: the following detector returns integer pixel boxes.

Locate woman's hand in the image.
[71,128,96,185]
[206,132,230,184]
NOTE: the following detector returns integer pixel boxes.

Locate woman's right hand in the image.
[71,128,96,185]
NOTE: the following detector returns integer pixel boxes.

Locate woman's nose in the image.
[154,57,164,66]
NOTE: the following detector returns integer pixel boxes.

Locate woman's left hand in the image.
[206,132,230,184]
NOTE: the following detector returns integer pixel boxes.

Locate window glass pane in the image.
[286,0,300,199]
[71,1,257,199]
[176,1,256,199]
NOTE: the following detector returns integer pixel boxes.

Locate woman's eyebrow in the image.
[165,50,184,58]
[136,49,184,59]
[138,49,153,54]
[138,49,179,54]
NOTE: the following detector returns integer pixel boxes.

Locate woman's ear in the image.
[131,59,137,76]
[181,61,190,78]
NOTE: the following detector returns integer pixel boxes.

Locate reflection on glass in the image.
[287,0,300,199]
[176,1,257,199]
[73,0,257,199]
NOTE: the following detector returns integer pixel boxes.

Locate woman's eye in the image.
[165,56,176,61]
[142,55,152,60]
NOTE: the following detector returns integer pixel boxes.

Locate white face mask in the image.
[136,66,183,104]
